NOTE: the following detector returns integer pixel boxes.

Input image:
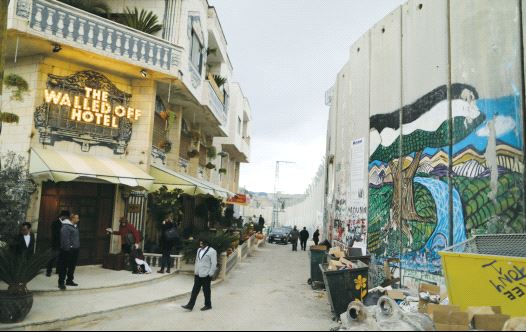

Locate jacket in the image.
[313,230,320,241]
[160,221,177,248]
[13,234,35,256]
[113,223,141,245]
[51,218,63,250]
[61,222,80,251]
[300,230,309,241]
[194,246,217,278]
[290,229,300,242]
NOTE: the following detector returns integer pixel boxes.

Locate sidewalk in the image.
[1,268,217,331]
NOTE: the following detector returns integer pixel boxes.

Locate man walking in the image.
[299,227,309,251]
[182,239,217,312]
[258,214,265,232]
[47,210,69,277]
[58,213,80,290]
[290,226,300,252]
[313,228,320,246]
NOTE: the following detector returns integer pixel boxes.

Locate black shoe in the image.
[59,284,66,291]
[157,270,165,274]
[166,269,171,274]
[66,281,78,287]
[181,305,193,311]
[200,306,212,311]
[46,272,52,277]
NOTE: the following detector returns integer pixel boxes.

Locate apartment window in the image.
[153,97,167,147]
[190,31,203,72]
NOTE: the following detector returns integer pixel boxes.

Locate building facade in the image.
[324,0,525,284]
[0,0,251,265]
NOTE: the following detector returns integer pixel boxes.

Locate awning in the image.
[29,148,154,189]
[150,164,234,199]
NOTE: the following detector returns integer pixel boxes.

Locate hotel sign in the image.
[44,87,142,128]
[35,71,140,154]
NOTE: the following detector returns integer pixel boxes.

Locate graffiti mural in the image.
[368,84,525,274]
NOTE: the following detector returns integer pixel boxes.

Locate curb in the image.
[31,272,179,297]
[2,279,224,331]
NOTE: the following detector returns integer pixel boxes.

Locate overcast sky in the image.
[209,0,405,194]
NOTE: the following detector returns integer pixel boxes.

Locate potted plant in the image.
[159,140,172,153]
[159,110,169,121]
[0,250,50,323]
[218,168,227,175]
[205,162,216,170]
[206,146,217,160]
[190,130,201,143]
[187,149,199,159]
[218,151,228,158]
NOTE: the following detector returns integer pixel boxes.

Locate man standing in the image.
[299,227,309,251]
[13,222,35,256]
[47,210,69,277]
[58,214,80,290]
[290,226,300,252]
[158,214,177,274]
[106,217,142,274]
[258,215,265,232]
[182,239,217,312]
[313,228,320,246]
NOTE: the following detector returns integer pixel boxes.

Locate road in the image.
[64,243,335,331]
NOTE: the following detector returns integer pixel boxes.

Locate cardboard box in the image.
[339,257,353,269]
[387,290,406,301]
[473,314,511,331]
[434,323,469,331]
[310,245,328,251]
[466,306,501,322]
[434,311,470,326]
[328,259,345,271]
[427,304,462,316]
[329,247,345,259]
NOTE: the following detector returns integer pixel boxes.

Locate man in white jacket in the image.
[182,239,217,311]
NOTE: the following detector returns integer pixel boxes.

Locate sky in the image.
[209,0,406,194]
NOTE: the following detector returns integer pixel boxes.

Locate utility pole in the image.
[272,160,295,229]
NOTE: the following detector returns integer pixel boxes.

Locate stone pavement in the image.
[64,243,335,331]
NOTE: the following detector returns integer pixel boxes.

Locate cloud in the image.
[476,115,516,137]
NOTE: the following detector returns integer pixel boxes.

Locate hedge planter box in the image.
[0,291,34,323]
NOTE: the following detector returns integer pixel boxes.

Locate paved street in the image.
[64,243,334,331]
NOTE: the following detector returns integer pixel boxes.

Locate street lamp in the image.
[272,160,295,229]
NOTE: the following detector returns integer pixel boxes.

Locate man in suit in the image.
[181,239,217,312]
[299,227,310,251]
[47,210,70,277]
[13,222,35,256]
[58,213,81,290]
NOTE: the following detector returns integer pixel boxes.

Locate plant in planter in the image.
[118,7,163,35]
[159,140,172,153]
[1,75,29,134]
[218,151,228,158]
[0,250,50,323]
[190,130,201,143]
[187,149,199,159]
[212,74,227,88]
[218,168,227,175]
[148,185,184,225]
[205,162,216,170]
[206,146,217,160]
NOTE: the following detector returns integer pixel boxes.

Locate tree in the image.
[370,84,485,240]
[119,7,163,35]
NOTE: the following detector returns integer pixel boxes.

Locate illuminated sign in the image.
[44,87,142,128]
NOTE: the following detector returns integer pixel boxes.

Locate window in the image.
[190,31,203,72]
[238,117,242,135]
[153,97,167,148]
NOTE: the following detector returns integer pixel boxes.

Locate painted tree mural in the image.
[369,84,484,244]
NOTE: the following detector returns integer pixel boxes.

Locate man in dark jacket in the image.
[47,210,69,277]
[313,228,320,246]
[58,214,80,290]
[13,222,35,256]
[299,227,309,251]
[290,226,300,252]
[158,214,177,274]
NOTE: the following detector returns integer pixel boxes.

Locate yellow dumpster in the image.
[439,234,526,317]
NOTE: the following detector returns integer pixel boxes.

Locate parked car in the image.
[281,226,294,243]
[268,228,291,245]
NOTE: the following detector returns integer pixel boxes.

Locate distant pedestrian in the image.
[290,226,300,252]
[58,214,80,290]
[107,217,142,274]
[313,229,320,246]
[299,227,309,251]
[47,210,69,277]
[13,222,35,256]
[158,214,178,274]
[182,239,217,312]
[258,215,265,232]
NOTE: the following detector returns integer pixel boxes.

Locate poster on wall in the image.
[349,138,368,255]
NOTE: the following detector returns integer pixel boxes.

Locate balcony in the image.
[11,0,183,76]
[205,80,228,127]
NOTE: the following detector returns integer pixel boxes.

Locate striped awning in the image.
[150,164,234,199]
[29,148,154,189]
